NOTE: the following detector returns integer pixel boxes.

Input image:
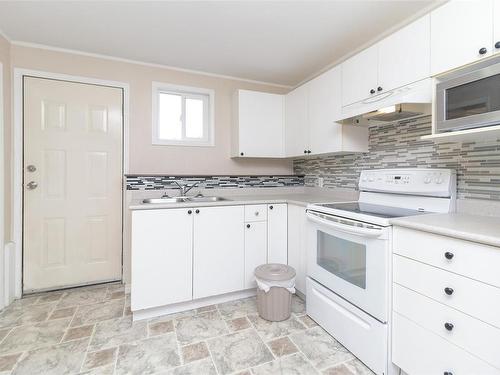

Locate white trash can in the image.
[254,264,296,322]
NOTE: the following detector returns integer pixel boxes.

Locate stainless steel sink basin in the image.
[142,196,230,204]
[187,196,229,202]
[142,197,189,204]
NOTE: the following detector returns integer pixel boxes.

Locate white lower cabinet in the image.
[287,204,307,294]
[393,312,499,375]
[131,203,292,314]
[131,208,193,311]
[244,221,267,289]
[267,204,287,264]
[193,206,245,299]
[392,226,500,374]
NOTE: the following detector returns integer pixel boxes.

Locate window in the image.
[152,82,214,146]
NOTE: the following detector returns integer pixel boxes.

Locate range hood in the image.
[339,78,432,126]
[362,103,431,122]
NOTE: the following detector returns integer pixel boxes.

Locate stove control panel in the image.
[359,169,456,197]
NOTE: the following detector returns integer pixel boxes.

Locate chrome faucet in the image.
[172,181,199,196]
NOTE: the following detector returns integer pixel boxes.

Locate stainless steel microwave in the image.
[435,55,500,133]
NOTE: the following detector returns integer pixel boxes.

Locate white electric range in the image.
[305,168,456,375]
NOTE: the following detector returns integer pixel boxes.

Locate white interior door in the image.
[23,77,123,292]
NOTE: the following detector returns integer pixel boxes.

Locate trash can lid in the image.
[255,263,296,281]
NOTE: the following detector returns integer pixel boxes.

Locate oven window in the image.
[317,231,366,289]
[445,73,500,120]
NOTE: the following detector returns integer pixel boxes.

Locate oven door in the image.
[436,58,500,133]
[306,210,390,323]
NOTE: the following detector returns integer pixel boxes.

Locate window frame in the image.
[152,82,215,147]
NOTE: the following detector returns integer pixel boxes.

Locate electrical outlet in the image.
[318,177,324,187]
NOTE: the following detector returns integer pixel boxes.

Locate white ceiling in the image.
[0,1,439,86]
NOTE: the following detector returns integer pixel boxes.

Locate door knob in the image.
[26,181,38,190]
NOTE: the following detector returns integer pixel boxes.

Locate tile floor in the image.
[0,283,374,375]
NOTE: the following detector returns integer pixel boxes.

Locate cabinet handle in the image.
[187,210,192,215]
[304,150,307,154]
[444,251,454,260]
[195,209,200,214]
[444,322,454,331]
[240,152,244,156]
[377,86,383,92]
[307,150,311,154]
[479,47,488,55]
[496,41,500,49]
[246,224,251,228]
[444,372,453,375]
[370,89,375,94]
[269,205,274,210]
[444,287,454,295]
[254,211,259,216]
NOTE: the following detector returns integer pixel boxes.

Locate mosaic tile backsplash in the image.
[126,175,304,190]
[294,116,500,201]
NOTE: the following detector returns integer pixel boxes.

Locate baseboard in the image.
[295,288,306,301]
[132,288,257,321]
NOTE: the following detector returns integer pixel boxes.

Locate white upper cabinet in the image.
[341,44,379,106]
[494,0,500,54]
[342,15,431,107]
[284,67,369,157]
[308,66,343,154]
[233,90,284,158]
[284,85,309,157]
[378,15,431,92]
[430,0,493,76]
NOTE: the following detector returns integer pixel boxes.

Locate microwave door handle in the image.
[306,212,384,238]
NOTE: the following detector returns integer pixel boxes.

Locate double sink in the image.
[143,196,230,204]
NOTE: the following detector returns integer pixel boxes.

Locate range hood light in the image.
[377,105,397,114]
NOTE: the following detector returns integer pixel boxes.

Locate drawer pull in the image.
[444,251,454,260]
[444,322,454,331]
[444,372,453,375]
[444,287,454,295]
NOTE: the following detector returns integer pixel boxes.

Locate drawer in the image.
[394,283,500,369]
[245,205,268,222]
[307,278,386,375]
[392,312,499,375]
[393,226,500,287]
[393,255,500,328]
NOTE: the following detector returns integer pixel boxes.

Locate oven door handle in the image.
[306,212,385,238]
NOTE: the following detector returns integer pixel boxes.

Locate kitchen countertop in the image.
[391,212,500,248]
[129,191,357,210]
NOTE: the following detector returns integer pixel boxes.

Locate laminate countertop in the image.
[391,212,500,248]
[128,191,357,210]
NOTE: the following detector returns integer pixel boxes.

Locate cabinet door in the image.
[378,15,430,91]
[267,204,287,264]
[284,85,309,157]
[494,0,500,55]
[341,44,379,106]
[287,205,307,294]
[131,208,193,311]
[308,66,343,155]
[193,206,245,299]
[237,90,284,157]
[430,0,493,76]
[244,221,267,289]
